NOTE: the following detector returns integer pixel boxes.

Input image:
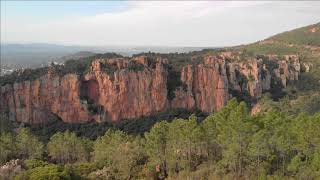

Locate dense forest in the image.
[1,99,319,179]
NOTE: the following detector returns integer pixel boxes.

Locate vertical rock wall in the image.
[0,54,304,124]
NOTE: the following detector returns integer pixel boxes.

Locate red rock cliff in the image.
[171,56,229,112]
[82,57,169,122]
[0,56,169,123]
[0,54,304,124]
[1,73,90,124]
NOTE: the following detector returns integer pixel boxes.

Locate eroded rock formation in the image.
[1,73,90,124]
[171,56,229,112]
[0,54,305,124]
[82,57,168,121]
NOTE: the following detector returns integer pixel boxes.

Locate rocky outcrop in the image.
[83,57,168,122]
[226,54,306,100]
[171,57,229,112]
[1,73,90,124]
[227,58,264,99]
[170,65,195,110]
[251,103,262,116]
[0,54,304,124]
[0,159,25,180]
[268,54,303,87]
[0,56,169,123]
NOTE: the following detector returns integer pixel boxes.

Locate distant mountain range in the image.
[0,43,208,68]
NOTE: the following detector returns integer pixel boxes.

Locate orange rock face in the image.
[0,55,303,124]
[83,57,168,122]
[1,74,90,124]
[171,57,229,112]
[170,65,195,110]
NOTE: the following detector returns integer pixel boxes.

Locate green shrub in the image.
[67,162,99,178]
[14,164,71,180]
[24,159,49,169]
[0,132,16,164]
[47,131,93,164]
[16,128,44,160]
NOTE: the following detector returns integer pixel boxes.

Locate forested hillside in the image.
[268,23,320,46]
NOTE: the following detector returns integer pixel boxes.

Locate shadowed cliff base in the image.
[24,108,207,142]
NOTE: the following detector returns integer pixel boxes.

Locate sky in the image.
[1,1,320,47]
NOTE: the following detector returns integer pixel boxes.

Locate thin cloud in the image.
[1,1,319,46]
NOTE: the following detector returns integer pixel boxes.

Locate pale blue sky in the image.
[1,1,320,46]
[2,1,128,20]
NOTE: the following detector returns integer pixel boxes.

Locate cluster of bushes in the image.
[1,98,319,179]
[14,161,72,180]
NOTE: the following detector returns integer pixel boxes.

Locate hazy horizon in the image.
[1,42,215,49]
[2,1,320,47]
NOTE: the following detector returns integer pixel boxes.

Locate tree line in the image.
[0,98,319,179]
